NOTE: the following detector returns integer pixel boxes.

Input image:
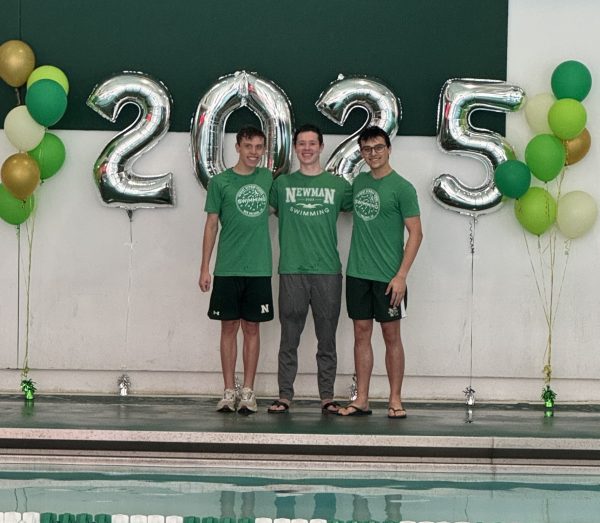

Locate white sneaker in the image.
[237,387,257,414]
[216,388,237,412]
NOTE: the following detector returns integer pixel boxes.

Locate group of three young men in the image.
[199,124,422,417]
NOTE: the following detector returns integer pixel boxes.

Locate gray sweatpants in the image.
[277,273,342,401]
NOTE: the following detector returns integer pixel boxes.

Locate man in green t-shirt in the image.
[268,124,352,414]
[338,126,423,419]
[199,126,274,415]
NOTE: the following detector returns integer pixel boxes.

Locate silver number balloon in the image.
[87,71,174,210]
[191,70,293,189]
[432,78,525,215]
[316,74,401,183]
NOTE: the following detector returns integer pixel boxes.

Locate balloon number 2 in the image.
[87,72,174,211]
[316,75,401,184]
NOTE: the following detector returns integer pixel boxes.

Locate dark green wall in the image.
[1,0,508,135]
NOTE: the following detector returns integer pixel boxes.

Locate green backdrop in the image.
[0,0,508,135]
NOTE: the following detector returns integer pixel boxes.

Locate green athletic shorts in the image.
[346,275,407,323]
[208,276,274,322]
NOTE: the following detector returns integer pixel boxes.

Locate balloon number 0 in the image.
[191,71,293,189]
[87,72,174,210]
[432,79,525,215]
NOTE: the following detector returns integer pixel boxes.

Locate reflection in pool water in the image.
[1,467,600,523]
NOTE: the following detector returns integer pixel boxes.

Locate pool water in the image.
[1,467,600,523]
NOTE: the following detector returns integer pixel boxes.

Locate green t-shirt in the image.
[270,170,352,274]
[347,170,420,283]
[204,167,272,276]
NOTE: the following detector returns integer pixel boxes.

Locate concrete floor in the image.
[1,395,600,472]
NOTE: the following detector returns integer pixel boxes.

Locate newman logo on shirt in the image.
[284,187,336,216]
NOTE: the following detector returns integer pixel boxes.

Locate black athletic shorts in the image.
[208,276,274,322]
[346,275,407,323]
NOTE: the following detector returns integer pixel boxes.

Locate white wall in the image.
[1,0,599,401]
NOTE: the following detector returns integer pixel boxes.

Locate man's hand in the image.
[199,269,212,292]
[385,274,406,308]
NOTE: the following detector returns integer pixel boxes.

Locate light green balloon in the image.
[514,187,557,236]
[28,132,66,180]
[557,191,597,239]
[0,184,35,226]
[27,65,69,94]
[548,98,587,140]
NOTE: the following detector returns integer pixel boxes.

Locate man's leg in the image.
[240,319,260,389]
[273,274,310,408]
[311,274,342,408]
[381,320,405,414]
[338,319,373,415]
[220,319,240,390]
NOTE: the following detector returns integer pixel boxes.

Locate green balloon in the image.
[494,160,531,199]
[514,187,557,235]
[25,79,68,127]
[28,132,66,180]
[551,60,592,101]
[27,65,69,94]
[547,98,587,140]
[0,184,35,225]
[525,134,566,182]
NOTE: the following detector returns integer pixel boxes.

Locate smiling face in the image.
[235,136,265,172]
[294,131,323,170]
[360,137,391,173]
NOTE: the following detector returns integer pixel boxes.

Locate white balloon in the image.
[524,93,555,134]
[3,105,44,151]
[557,190,597,239]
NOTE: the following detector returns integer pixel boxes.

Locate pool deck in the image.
[1,395,600,472]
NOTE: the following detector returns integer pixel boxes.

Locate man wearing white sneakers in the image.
[199,126,274,414]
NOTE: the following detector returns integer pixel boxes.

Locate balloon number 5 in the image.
[432,79,525,215]
[87,72,174,210]
[316,75,400,183]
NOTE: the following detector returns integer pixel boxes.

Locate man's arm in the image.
[386,215,423,307]
[199,213,219,292]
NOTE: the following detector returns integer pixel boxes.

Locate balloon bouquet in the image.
[0,39,69,400]
[493,60,595,414]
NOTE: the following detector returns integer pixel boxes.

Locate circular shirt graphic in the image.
[236,184,267,217]
[354,188,380,221]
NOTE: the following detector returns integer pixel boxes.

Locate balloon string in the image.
[468,216,476,387]
[124,215,134,355]
[16,225,21,369]
[21,205,37,377]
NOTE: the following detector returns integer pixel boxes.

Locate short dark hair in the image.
[293,124,323,145]
[236,126,266,145]
[358,126,391,147]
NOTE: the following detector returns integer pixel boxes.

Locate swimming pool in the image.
[1,465,599,523]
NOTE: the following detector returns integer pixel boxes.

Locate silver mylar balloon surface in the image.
[316,74,400,183]
[87,71,174,210]
[191,70,294,189]
[433,78,525,215]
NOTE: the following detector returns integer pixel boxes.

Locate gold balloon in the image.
[0,40,35,87]
[564,128,591,165]
[1,153,40,200]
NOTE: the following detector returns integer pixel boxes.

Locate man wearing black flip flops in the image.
[267,124,352,414]
[338,126,422,419]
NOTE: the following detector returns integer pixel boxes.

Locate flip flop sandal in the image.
[337,404,372,416]
[321,401,341,414]
[388,407,407,419]
[267,399,290,414]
